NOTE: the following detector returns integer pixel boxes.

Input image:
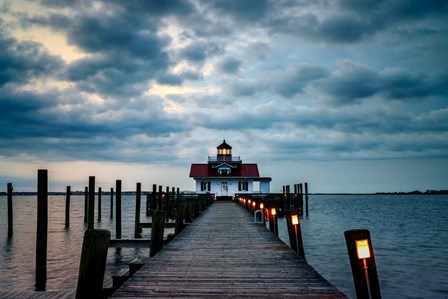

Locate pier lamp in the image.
[291,214,299,226]
[271,208,276,216]
[291,214,299,254]
[248,199,251,205]
[356,239,371,298]
[260,203,264,210]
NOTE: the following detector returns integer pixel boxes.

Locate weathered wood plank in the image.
[111,202,347,298]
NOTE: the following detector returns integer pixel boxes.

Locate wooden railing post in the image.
[135,182,142,238]
[76,229,110,299]
[116,180,122,239]
[88,176,95,230]
[84,186,88,223]
[345,229,381,299]
[152,184,157,211]
[110,187,114,218]
[98,187,102,221]
[150,210,166,257]
[65,186,70,228]
[305,182,309,216]
[7,183,13,238]
[36,169,48,291]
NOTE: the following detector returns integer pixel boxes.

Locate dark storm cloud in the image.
[218,57,241,74]
[208,0,269,22]
[0,28,63,86]
[179,42,224,63]
[317,62,448,104]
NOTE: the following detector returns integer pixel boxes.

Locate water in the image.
[1,195,448,298]
[276,195,448,299]
[0,194,159,292]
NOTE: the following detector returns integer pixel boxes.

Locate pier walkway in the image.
[111,201,347,298]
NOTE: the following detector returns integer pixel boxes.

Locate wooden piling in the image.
[152,184,157,211]
[345,229,381,299]
[269,208,278,237]
[76,229,110,299]
[7,183,13,238]
[146,193,151,216]
[35,169,48,291]
[84,186,88,223]
[286,214,297,252]
[116,180,122,239]
[98,187,102,221]
[150,210,166,257]
[88,176,95,230]
[305,182,309,216]
[176,188,180,204]
[158,185,162,210]
[65,186,70,228]
[134,183,141,238]
[110,187,114,218]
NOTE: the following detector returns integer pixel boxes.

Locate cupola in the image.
[217,139,232,160]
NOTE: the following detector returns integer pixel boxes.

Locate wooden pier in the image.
[111,201,347,298]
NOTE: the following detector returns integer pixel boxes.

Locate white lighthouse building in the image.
[189,140,271,198]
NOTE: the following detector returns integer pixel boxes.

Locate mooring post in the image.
[98,187,102,221]
[36,169,48,291]
[286,214,297,252]
[84,186,88,223]
[345,229,381,299]
[150,210,166,257]
[87,176,95,230]
[134,182,142,238]
[7,183,13,238]
[65,186,71,228]
[176,188,180,205]
[158,185,163,210]
[175,205,185,235]
[76,229,110,299]
[110,187,114,218]
[116,180,122,239]
[152,184,157,211]
[166,186,171,218]
[305,182,309,216]
[294,215,305,259]
[269,207,278,236]
[299,183,303,216]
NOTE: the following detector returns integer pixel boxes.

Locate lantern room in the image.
[217,139,232,161]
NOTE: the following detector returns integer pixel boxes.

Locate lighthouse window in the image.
[238,181,248,191]
[201,181,210,191]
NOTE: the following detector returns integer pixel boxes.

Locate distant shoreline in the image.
[1,190,447,196]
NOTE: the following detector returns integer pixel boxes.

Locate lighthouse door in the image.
[221,181,228,196]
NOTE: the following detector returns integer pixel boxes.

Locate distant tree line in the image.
[376,190,448,195]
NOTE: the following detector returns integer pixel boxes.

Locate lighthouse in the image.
[189,140,271,199]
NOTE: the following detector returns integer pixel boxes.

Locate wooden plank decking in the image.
[111,201,347,298]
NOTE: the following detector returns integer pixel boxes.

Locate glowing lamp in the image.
[291,214,299,225]
[271,208,276,216]
[356,239,371,259]
[260,203,264,209]
[248,200,251,204]
[252,202,256,207]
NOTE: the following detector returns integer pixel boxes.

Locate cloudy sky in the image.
[1,0,447,193]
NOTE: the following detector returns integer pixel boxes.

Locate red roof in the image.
[190,163,259,178]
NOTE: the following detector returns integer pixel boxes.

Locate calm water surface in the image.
[1,194,447,298]
[0,195,157,292]
[284,195,448,299]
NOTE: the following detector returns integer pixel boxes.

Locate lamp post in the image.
[356,239,371,299]
[271,208,277,236]
[291,214,299,255]
[344,229,381,299]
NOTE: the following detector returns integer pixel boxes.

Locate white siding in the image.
[194,178,257,196]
